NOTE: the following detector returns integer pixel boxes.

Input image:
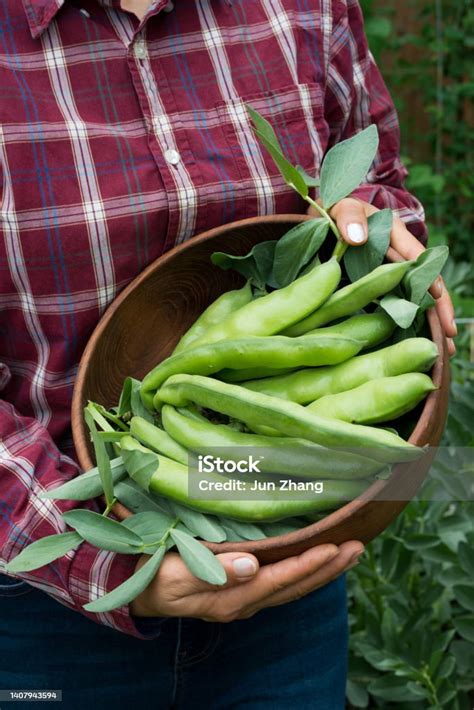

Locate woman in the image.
[0,0,455,707]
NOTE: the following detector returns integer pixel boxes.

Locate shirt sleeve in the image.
[325,0,427,244]
[0,380,160,639]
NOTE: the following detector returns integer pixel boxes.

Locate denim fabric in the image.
[0,573,348,709]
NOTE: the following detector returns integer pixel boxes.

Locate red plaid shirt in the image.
[0,0,426,637]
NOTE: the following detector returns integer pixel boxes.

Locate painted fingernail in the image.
[347,223,366,244]
[233,557,257,577]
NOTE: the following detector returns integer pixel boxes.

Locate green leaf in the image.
[453,615,474,643]
[344,209,392,282]
[457,541,474,577]
[346,680,369,708]
[41,458,126,501]
[453,585,474,612]
[118,377,132,416]
[368,675,424,702]
[130,377,155,423]
[246,104,308,198]
[115,479,171,515]
[121,447,158,491]
[219,518,265,541]
[84,406,114,506]
[122,511,175,548]
[272,219,329,288]
[84,545,166,613]
[169,528,227,585]
[403,246,450,304]
[437,654,457,680]
[379,293,419,329]
[296,165,320,187]
[211,240,277,291]
[319,125,379,209]
[168,502,226,543]
[404,533,441,550]
[62,510,143,554]
[5,532,82,572]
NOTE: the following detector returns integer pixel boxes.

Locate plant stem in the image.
[304,195,341,240]
[103,498,117,517]
[143,517,180,550]
[332,239,349,262]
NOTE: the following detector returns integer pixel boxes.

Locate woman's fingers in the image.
[240,542,363,617]
[330,198,368,245]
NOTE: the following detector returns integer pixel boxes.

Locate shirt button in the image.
[134,40,147,59]
[164,148,181,165]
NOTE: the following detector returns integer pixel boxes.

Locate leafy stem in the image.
[142,517,180,550]
[303,195,341,240]
[103,497,117,517]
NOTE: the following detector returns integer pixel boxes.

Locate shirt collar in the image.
[22,0,65,39]
[22,0,174,39]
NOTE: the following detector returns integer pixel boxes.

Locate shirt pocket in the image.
[215,82,330,216]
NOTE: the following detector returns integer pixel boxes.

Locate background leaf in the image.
[84,545,166,613]
[6,532,82,572]
[272,219,329,287]
[344,209,392,282]
[319,125,379,208]
[169,528,227,585]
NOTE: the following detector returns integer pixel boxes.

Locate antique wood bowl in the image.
[72,215,450,563]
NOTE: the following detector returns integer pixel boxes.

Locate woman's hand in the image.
[131,541,363,620]
[307,198,457,356]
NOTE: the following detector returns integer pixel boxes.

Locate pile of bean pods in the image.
[104,245,439,525]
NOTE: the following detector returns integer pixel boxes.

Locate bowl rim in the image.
[71,214,448,552]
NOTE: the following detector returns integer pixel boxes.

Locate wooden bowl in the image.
[72,215,449,563]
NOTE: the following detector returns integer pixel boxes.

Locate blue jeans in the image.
[0,574,348,709]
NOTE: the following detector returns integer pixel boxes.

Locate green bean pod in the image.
[155,375,422,463]
[161,405,383,479]
[307,373,436,424]
[129,416,188,465]
[120,436,370,522]
[283,261,412,336]
[173,281,253,354]
[187,257,341,349]
[243,338,438,404]
[219,312,395,383]
[140,333,364,409]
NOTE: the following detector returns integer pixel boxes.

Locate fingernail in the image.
[233,557,257,577]
[347,551,364,570]
[347,223,366,244]
[452,319,458,335]
[434,277,443,297]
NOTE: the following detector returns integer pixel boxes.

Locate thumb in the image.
[331,198,368,246]
[215,552,260,586]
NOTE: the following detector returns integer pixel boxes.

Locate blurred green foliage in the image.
[347,2,473,708]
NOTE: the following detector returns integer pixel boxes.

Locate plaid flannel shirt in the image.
[0,0,426,637]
